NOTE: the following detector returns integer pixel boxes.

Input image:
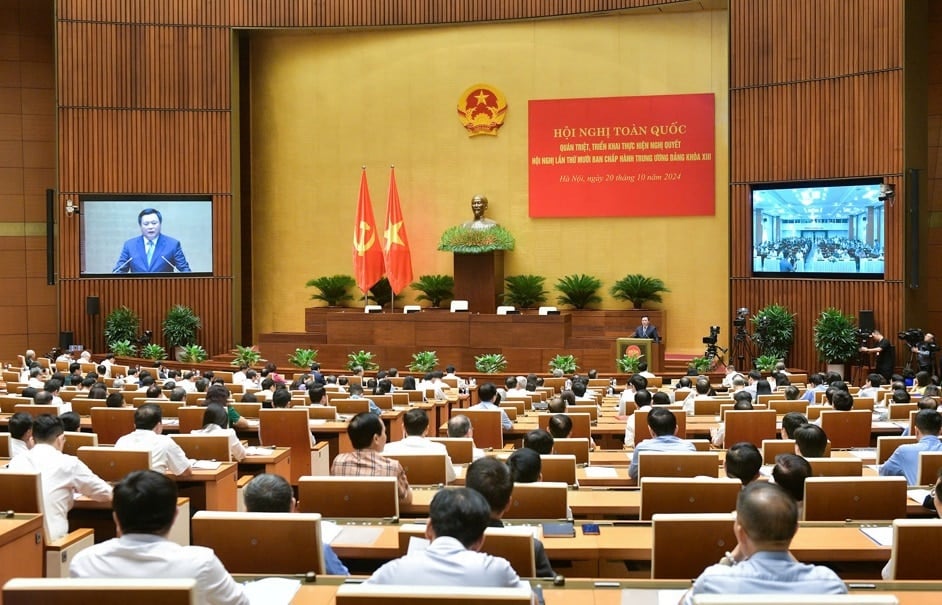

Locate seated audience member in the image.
[447,414,485,460]
[547,414,572,439]
[106,391,127,408]
[365,487,531,591]
[881,468,942,579]
[191,403,247,462]
[467,382,513,431]
[383,408,456,483]
[59,411,81,432]
[524,429,554,455]
[348,383,382,414]
[145,383,164,400]
[617,374,648,416]
[242,473,348,575]
[771,454,812,511]
[781,412,808,440]
[682,378,713,415]
[623,388,654,445]
[725,442,762,485]
[859,373,884,400]
[880,409,942,485]
[8,414,112,540]
[793,423,828,458]
[710,393,753,448]
[331,412,412,504]
[783,385,800,401]
[801,374,825,403]
[87,384,108,400]
[465,456,555,578]
[70,470,248,605]
[683,482,846,604]
[506,447,541,483]
[114,403,191,477]
[271,387,293,409]
[629,407,696,481]
[8,412,34,458]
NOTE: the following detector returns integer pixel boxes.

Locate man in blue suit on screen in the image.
[113,208,191,273]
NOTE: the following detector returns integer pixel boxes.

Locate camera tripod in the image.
[731,325,756,370]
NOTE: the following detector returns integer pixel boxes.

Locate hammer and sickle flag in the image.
[352,167,385,293]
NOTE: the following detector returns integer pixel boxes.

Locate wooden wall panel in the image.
[729,0,907,373]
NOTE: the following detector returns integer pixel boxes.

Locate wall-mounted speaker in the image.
[86,296,100,316]
[858,310,875,333]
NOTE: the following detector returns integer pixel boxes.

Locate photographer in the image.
[860,329,895,381]
[912,332,938,376]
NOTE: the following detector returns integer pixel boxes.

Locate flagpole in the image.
[389,163,396,315]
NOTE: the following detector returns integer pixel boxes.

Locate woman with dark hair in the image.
[191,403,246,461]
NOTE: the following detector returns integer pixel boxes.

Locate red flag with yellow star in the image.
[383,166,413,294]
[352,168,384,293]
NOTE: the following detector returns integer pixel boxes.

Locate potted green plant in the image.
[689,355,714,374]
[140,343,168,361]
[347,350,379,372]
[548,354,578,374]
[554,274,603,310]
[230,345,263,368]
[751,304,797,361]
[408,350,439,373]
[437,225,516,253]
[288,348,319,369]
[162,305,201,359]
[610,274,670,309]
[474,353,508,374]
[410,274,455,308]
[104,306,140,350]
[305,274,356,307]
[616,353,644,374]
[753,354,779,373]
[109,339,137,357]
[813,307,860,375]
[501,274,548,309]
[178,344,208,363]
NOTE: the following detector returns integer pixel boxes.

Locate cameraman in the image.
[913,332,938,375]
[860,329,895,381]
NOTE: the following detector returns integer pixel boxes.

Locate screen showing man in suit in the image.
[631,315,661,343]
[113,208,191,273]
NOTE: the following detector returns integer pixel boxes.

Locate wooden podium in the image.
[453,251,504,314]
[616,337,661,373]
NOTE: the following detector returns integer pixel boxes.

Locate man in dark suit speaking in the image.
[631,315,661,343]
[113,208,191,273]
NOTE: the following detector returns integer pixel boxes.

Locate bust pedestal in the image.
[453,252,503,314]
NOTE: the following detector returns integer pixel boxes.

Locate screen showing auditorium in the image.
[751,180,885,279]
[80,195,214,276]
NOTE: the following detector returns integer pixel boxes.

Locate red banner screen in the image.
[528,93,715,217]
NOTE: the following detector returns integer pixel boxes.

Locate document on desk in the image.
[332,525,384,546]
[859,526,893,546]
[243,577,300,605]
[320,520,342,544]
[244,446,275,456]
[908,488,931,503]
[618,588,687,605]
[583,466,618,478]
[162,418,179,427]
[190,460,221,470]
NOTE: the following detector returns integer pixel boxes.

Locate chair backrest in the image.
[429,438,474,464]
[2,578,198,605]
[298,476,399,519]
[0,471,42,514]
[0,395,33,414]
[258,408,315,483]
[76,446,151,483]
[191,511,324,574]
[888,402,917,420]
[14,404,60,418]
[537,412,591,439]
[383,453,447,485]
[335,584,533,604]
[539,455,577,485]
[637,451,719,480]
[761,439,797,464]
[462,409,504,450]
[651,513,735,579]
[640,478,741,521]
[820,410,872,448]
[170,434,231,462]
[230,402,261,418]
[0,433,8,458]
[852,396,875,411]
[504,482,568,520]
[69,397,99,416]
[723,409,778,448]
[693,399,722,416]
[89,406,136,445]
[767,399,809,415]
[335,399,370,415]
[566,405,599,421]
[62,431,98,457]
[500,400,525,416]
[802,476,907,521]
[184,392,203,406]
[500,406,518,422]
[889,518,942,579]
[305,405,338,420]
[391,392,410,407]
[805,456,863,477]
[634,409,686,445]
[552,438,590,465]
[876,435,918,464]
[917,451,942,485]
[396,525,536,578]
[370,394,394,410]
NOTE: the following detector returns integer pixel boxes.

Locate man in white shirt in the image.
[115,403,192,477]
[504,376,529,399]
[447,414,486,461]
[721,364,744,388]
[384,408,456,483]
[617,374,648,417]
[8,414,112,541]
[8,412,34,458]
[71,470,248,605]
[177,371,198,393]
[365,487,531,594]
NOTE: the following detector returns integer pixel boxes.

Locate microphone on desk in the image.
[113,257,134,273]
